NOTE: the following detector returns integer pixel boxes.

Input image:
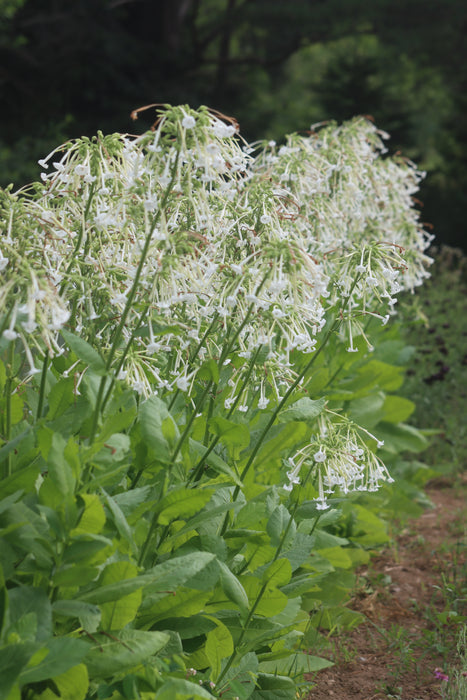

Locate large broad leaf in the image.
[252,423,307,469]
[204,618,234,680]
[0,642,39,700]
[278,397,325,424]
[38,429,75,499]
[52,600,101,633]
[139,395,177,463]
[154,678,216,700]
[189,439,243,486]
[261,559,292,588]
[267,506,296,548]
[36,663,89,700]
[259,651,333,676]
[217,651,259,700]
[251,672,296,699]
[19,638,89,683]
[376,422,429,454]
[138,588,211,627]
[209,417,250,458]
[46,377,75,421]
[71,494,106,536]
[103,491,136,553]
[217,561,249,619]
[156,487,213,525]
[98,562,142,631]
[242,578,288,617]
[381,395,416,424]
[61,330,107,375]
[347,393,385,429]
[0,427,32,470]
[83,629,169,678]
[315,546,352,569]
[79,552,216,605]
[8,587,52,643]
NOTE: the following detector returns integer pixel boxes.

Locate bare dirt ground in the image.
[307,475,467,700]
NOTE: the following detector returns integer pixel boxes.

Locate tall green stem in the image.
[36,350,49,420]
[2,341,15,479]
[188,344,262,484]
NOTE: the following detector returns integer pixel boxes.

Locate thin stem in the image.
[59,183,96,298]
[2,341,15,479]
[36,349,49,420]
[188,344,262,484]
[171,380,213,466]
[168,312,220,412]
[216,489,302,686]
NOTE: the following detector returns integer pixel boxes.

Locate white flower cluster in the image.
[284,412,392,507]
[0,106,431,393]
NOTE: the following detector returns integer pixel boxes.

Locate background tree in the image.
[1,0,466,248]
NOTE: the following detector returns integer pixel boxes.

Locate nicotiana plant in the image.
[0,104,433,699]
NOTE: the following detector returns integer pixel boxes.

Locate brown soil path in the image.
[307,476,466,700]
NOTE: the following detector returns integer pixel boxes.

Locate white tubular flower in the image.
[2,105,431,394]
[287,412,392,505]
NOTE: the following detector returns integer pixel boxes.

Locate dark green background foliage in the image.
[1,0,466,249]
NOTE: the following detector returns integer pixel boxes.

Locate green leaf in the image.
[261,559,292,588]
[19,638,89,683]
[346,503,389,546]
[259,651,332,675]
[278,397,325,424]
[138,588,211,626]
[197,358,220,384]
[154,678,215,700]
[209,417,250,458]
[253,423,307,469]
[99,561,142,630]
[376,422,429,454]
[156,487,213,526]
[267,506,295,547]
[103,491,136,552]
[52,600,101,633]
[217,651,259,700]
[348,393,385,429]
[315,546,352,569]
[139,396,174,463]
[83,629,169,678]
[61,330,107,375]
[46,377,75,420]
[0,642,39,700]
[217,561,249,618]
[0,565,7,638]
[79,552,216,605]
[205,619,234,680]
[72,494,106,536]
[0,427,32,465]
[39,430,75,498]
[8,587,52,643]
[8,394,24,426]
[37,663,89,700]
[252,672,296,699]
[189,439,243,486]
[381,395,416,423]
[242,578,288,617]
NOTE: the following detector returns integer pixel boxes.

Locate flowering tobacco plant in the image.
[0,105,433,699]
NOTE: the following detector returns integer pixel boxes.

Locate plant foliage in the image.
[0,105,433,698]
